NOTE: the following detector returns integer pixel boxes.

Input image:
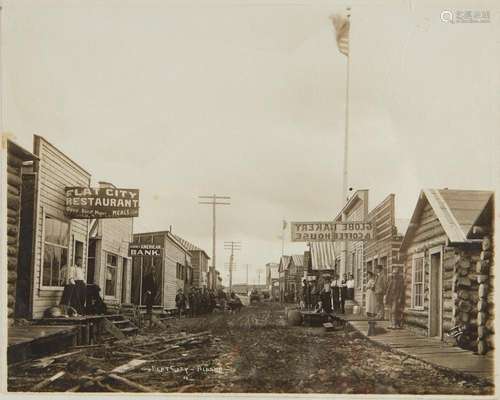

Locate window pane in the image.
[52,247,61,286]
[43,245,54,286]
[61,248,68,285]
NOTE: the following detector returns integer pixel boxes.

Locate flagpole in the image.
[281,218,285,257]
[342,8,351,203]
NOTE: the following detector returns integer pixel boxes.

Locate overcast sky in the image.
[2,0,499,285]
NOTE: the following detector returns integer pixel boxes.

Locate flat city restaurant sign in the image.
[65,187,139,219]
[291,221,373,242]
[129,243,163,257]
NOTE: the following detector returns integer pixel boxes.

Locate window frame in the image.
[40,213,71,291]
[104,251,119,298]
[411,252,425,310]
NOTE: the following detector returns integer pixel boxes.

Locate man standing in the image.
[175,288,186,318]
[331,274,340,313]
[374,265,387,320]
[385,269,405,329]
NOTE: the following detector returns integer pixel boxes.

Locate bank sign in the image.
[65,187,139,219]
[129,243,163,257]
[291,221,373,242]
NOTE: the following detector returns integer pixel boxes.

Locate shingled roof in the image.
[172,234,210,259]
[401,189,493,251]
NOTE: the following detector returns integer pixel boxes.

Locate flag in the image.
[331,13,350,56]
[282,220,287,230]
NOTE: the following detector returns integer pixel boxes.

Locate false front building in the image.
[131,230,192,310]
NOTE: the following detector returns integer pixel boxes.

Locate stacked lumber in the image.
[477,236,494,355]
[8,330,219,392]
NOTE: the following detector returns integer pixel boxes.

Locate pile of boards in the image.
[8,330,222,393]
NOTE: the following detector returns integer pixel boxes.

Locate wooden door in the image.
[429,249,443,338]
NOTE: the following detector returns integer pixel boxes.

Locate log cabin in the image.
[400,189,494,354]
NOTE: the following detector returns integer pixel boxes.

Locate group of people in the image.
[296,266,406,329]
[175,287,220,317]
[366,265,405,329]
[300,273,355,314]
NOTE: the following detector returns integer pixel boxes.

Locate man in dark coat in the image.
[385,270,406,329]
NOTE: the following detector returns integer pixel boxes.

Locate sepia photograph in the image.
[0,0,498,397]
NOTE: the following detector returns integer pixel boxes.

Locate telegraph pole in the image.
[244,264,250,290]
[198,195,230,288]
[224,241,241,293]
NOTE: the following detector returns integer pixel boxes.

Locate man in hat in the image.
[175,288,186,318]
[385,269,406,329]
[374,265,387,320]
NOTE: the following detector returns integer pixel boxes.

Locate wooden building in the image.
[278,255,290,302]
[5,139,37,323]
[287,255,305,300]
[266,262,280,300]
[362,194,406,306]
[400,189,494,353]
[88,182,134,306]
[15,136,92,319]
[173,234,210,289]
[131,230,192,310]
[334,190,369,282]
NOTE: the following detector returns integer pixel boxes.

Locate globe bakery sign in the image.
[291,221,373,242]
[65,187,139,219]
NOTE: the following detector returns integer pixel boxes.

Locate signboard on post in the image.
[291,221,373,242]
[65,187,139,219]
[129,243,163,257]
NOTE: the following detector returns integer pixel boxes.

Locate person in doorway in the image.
[347,273,355,301]
[331,274,340,313]
[365,271,377,317]
[142,267,158,324]
[374,265,387,320]
[339,273,348,314]
[320,277,332,313]
[60,256,86,315]
[175,288,187,318]
[385,269,406,329]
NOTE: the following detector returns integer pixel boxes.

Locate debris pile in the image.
[8,330,227,392]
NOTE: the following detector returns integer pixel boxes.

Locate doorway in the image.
[429,248,443,338]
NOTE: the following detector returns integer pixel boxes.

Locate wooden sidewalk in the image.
[8,325,79,365]
[347,319,494,382]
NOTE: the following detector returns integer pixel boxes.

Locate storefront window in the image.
[105,253,118,296]
[42,216,69,287]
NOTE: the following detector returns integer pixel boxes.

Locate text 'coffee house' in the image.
[291,221,374,242]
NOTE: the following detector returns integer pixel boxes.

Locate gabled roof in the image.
[290,255,304,268]
[401,189,493,251]
[172,234,210,259]
[310,242,336,270]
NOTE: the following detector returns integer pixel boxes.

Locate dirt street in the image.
[8,303,494,394]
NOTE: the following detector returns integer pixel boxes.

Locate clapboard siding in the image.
[31,136,91,319]
[96,216,133,305]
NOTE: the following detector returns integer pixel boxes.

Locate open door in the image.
[429,247,443,338]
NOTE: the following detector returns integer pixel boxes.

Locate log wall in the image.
[6,145,25,321]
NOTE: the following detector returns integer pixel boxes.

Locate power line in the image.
[224,241,241,293]
[198,194,231,289]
